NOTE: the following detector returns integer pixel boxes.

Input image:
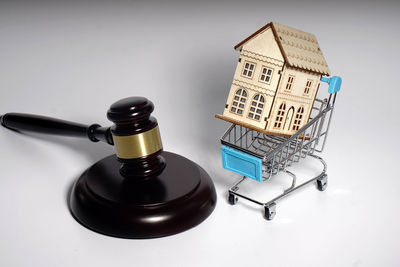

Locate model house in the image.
[216,22,331,137]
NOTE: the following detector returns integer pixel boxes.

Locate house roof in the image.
[234,22,331,76]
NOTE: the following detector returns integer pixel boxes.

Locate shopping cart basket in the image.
[218,76,342,220]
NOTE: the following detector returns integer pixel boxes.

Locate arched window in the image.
[230,89,248,115]
[248,94,265,121]
[274,102,286,128]
[292,106,305,131]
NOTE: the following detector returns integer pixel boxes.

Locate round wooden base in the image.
[69,151,217,239]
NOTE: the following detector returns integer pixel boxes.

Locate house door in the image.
[283,107,294,131]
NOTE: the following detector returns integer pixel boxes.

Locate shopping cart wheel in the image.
[228,193,238,205]
[317,174,328,191]
[264,202,276,220]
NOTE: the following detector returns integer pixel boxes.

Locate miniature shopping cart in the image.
[219,76,342,220]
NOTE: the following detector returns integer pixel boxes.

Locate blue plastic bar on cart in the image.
[221,145,263,182]
[321,76,342,94]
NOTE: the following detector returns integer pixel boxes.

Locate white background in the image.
[0,0,399,266]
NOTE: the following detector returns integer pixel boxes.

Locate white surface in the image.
[0,1,399,266]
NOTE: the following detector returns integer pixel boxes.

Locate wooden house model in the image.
[216,22,331,137]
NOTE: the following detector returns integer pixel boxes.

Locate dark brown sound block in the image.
[69,151,217,239]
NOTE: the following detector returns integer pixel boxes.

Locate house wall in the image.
[266,65,321,135]
[222,27,284,129]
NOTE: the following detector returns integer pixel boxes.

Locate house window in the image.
[292,106,305,131]
[230,89,248,115]
[274,102,286,128]
[242,61,256,78]
[285,75,295,90]
[304,79,313,95]
[259,67,273,83]
[248,94,265,121]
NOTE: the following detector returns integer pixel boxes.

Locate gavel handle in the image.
[0,113,113,145]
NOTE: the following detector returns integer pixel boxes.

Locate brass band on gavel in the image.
[112,125,163,159]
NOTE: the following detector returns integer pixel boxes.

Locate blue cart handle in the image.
[321,76,342,94]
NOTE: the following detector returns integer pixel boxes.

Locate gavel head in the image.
[106,97,166,178]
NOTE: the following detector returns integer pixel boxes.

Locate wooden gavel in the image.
[1,97,166,178]
[0,96,216,239]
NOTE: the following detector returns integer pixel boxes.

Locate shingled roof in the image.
[234,22,331,76]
